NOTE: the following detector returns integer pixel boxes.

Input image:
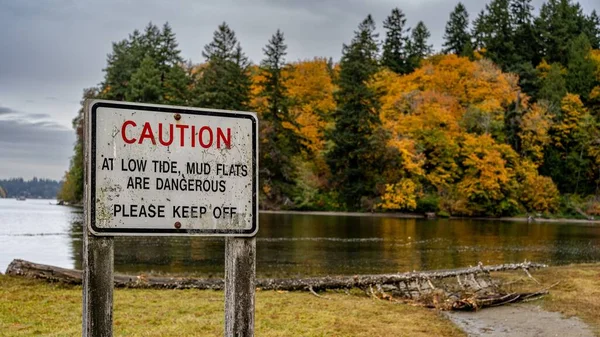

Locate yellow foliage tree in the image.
[373,54,523,214]
[553,94,590,148]
[378,179,419,211]
[519,101,554,165]
[516,161,559,213]
[253,58,337,209]
[456,134,519,215]
[284,58,336,154]
[589,50,600,113]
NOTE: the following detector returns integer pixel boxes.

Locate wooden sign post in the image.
[82,235,113,337]
[225,237,256,336]
[84,100,258,336]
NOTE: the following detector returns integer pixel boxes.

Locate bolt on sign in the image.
[86,100,258,236]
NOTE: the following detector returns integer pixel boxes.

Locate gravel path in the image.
[446,304,594,337]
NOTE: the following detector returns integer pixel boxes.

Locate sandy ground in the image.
[446,304,595,337]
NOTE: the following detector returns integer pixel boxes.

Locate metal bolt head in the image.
[174,221,181,229]
[174,113,181,121]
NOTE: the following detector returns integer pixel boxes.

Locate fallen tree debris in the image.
[5,259,549,310]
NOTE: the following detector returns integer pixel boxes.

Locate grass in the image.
[0,275,464,337]
[499,263,600,335]
[3,264,599,336]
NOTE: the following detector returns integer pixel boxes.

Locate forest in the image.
[0,178,62,199]
[58,0,600,218]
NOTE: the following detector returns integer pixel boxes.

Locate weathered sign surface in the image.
[86,100,258,236]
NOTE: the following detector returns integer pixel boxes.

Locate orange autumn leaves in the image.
[251,58,335,155]
[373,55,559,215]
[250,54,563,215]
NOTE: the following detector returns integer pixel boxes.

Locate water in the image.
[2,199,600,278]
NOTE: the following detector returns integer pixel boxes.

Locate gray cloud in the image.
[27,113,52,119]
[0,117,75,180]
[0,105,17,115]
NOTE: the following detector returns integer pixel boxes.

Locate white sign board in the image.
[86,100,258,236]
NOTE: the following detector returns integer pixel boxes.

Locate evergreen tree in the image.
[327,15,381,209]
[101,23,184,102]
[535,0,588,65]
[565,34,597,102]
[156,23,184,71]
[472,10,489,50]
[407,21,432,71]
[478,0,517,70]
[510,0,534,25]
[64,23,186,201]
[538,63,567,112]
[584,10,600,49]
[513,62,538,98]
[509,0,538,66]
[194,22,251,111]
[258,30,303,206]
[101,31,143,100]
[443,3,471,56]
[163,63,192,105]
[126,55,162,103]
[382,8,410,74]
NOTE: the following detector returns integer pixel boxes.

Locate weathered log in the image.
[5,259,546,292]
[6,259,223,290]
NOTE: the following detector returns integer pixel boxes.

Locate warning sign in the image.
[86,100,258,236]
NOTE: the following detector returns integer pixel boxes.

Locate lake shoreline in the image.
[57,203,599,224]
[261,209,600,224]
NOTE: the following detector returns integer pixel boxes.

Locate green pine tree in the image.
[126,55,162,103]
[472,10,489,50]
[101,30,143,100]
[327,15,381,210]
[382,8,410,74]
[538,63,567,111]
[509,0,540,69]
[258,30,303,207]
[157,23,184,70]
[478,0,518,70]
[535,0,588,65]
[565,34,597,102]
[584,10,600,49]
[406,21,432,72]
[163,63,192,105]
[194,22,251,111]
[510,0,534,25]
[443,3,471,55]
[101,23,184,102]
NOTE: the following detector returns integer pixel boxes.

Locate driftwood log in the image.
[5,259,546,292]
[5,259,551,310]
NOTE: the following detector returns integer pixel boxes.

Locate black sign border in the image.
[90,101,258,236]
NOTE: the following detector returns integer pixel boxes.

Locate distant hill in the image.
[0,178,62,199]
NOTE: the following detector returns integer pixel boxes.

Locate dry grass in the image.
[498,263,600,336]
[0,275,464,337]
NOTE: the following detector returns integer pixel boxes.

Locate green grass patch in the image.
[0,275,464,336]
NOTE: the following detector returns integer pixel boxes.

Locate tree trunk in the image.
[5,259,546,292]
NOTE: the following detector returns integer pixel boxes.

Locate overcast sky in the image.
[0,0,596,180]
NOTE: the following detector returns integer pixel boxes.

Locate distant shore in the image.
[51,201,600,224]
